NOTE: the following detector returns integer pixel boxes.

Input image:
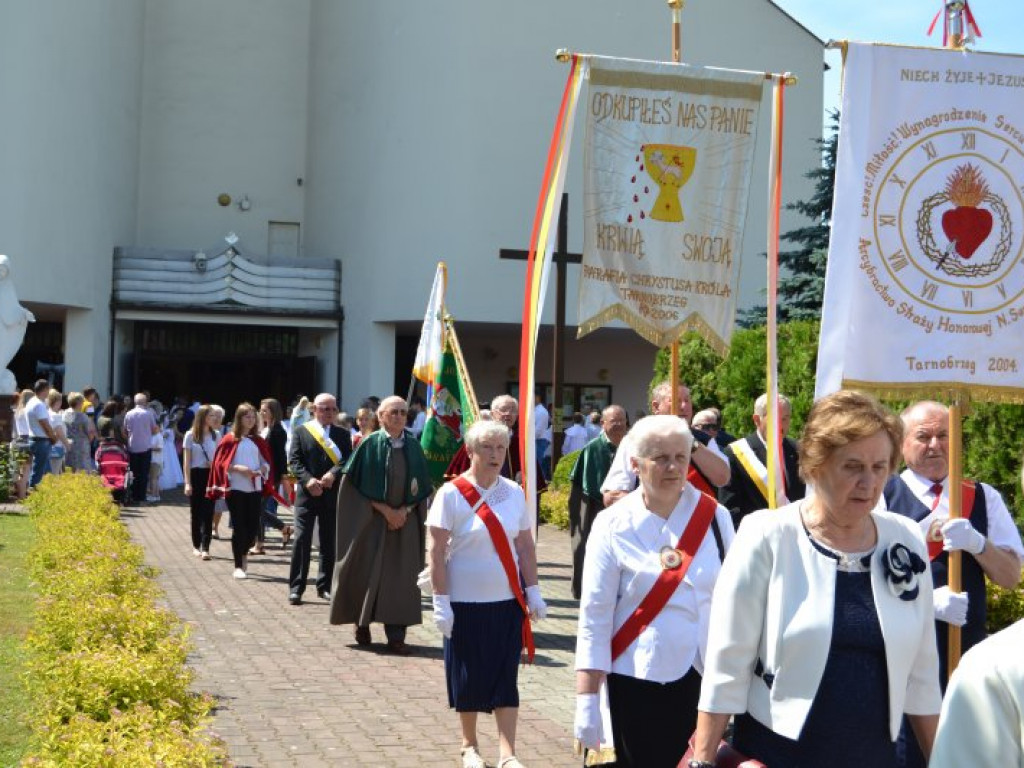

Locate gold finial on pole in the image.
[555,48,571,63]
[945,1,968,50]
[668,0,684,64]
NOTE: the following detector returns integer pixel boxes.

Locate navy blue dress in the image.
[734,539,897,768]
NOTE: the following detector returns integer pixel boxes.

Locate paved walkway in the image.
[124,492,581,768]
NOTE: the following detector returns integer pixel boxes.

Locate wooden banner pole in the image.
[943,0,970,679]
[668,0,684,416]
[946,394,966,676]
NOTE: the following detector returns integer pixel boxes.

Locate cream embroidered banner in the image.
[816,43,1024,402]
[577,56,765,351]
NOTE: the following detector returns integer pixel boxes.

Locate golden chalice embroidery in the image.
[643,144,697,223]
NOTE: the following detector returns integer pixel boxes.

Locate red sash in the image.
[451,476,535,663]
[687,466,714,496]
[927,480,977,561]
[611,492,718,662]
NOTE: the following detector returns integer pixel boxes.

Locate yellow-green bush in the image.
[987,570,1024,634]
[20,474,226,767]
[538,451,578,531]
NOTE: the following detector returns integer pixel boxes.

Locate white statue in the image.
[0,255,35,395]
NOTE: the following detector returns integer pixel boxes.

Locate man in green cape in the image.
[568,404,628,599]
[329,395,433,654]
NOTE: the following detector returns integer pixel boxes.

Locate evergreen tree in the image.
[740,110,838,326]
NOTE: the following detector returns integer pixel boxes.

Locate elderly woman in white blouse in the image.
[574,415,734,768]
[426,420,547,768]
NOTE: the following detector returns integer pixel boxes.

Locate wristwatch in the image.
[687,761,714,768]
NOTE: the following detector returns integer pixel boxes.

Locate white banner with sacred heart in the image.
[578,56,765,352]
[817,43,1024,401]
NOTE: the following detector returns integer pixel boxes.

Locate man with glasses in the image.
[287,393,352,605]
[330,395,433,654]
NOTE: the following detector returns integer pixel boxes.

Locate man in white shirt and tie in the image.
[883,400,1024,768]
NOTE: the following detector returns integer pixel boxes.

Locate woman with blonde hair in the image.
[63,392,97,473]
[183,404,218,559]
[12,389,33,498]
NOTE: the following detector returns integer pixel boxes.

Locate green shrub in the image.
[19,474,225,766]
[987,571,1024,634]
[23,704,226,768]
[538,452,579,531]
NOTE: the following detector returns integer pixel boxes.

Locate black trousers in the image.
[227,490,262,569]
[128,449,151,503]
[188,467,214,551]
[606,667,702,768]
[288,491,336,594]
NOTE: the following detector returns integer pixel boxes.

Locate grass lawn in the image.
[0,512,35,767]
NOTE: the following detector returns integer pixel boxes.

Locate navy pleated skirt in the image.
[444,598,524,713]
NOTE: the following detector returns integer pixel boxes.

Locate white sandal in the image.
[497,757,524,768]
[461,746,486,768]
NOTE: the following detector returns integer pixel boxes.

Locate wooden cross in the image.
[499,193,583,464]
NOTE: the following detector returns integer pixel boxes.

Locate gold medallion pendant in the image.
[660,546,683,570]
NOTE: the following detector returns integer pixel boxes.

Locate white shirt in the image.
[410,410,427,437]
[575,484,734,682]
[586,421,602,442]
[931,619,1024,768]
[26,396,49,437]
[183,432,217,469]
[534,402,550,439]
[562,424,590,455]
[228,437,267,492]
[890,469,1024,561]
[426,476,530,603]
[14,409,30,437]
[601,430,729,494]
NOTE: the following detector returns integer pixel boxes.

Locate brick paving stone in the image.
[123,492,580,767]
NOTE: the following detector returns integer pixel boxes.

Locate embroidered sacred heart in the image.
[942,206,993,259]
[940,163,994,259]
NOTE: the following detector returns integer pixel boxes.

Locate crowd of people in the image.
[11,377,1024,768]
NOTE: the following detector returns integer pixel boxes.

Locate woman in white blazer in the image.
[690,391,941,768]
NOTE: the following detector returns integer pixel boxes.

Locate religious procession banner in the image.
[577,56,765,352]
[816,42,1024,402]
[420,337,476,487]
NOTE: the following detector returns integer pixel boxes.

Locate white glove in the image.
[941,518,987,555]
[933,585,969,626]
[526,585,547,620]
[432,594,454,638]
[574,693,603,751]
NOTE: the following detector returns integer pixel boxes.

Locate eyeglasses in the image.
[383,408,407,415]
[316,406,338,412]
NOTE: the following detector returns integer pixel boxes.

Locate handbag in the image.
[679,738,766,768]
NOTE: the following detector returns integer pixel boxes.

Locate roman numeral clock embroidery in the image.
[870,126,1024,317]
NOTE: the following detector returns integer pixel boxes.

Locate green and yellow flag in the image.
[420,338,476,487]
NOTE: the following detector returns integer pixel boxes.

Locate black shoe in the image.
[288,592,302,606]
[317,588,331,601]
[386,640,412,656]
